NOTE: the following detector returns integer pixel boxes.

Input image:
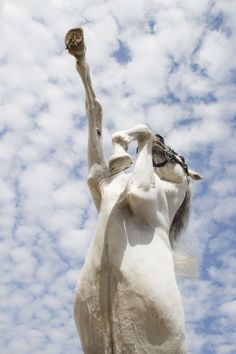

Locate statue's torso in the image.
[74,173,187,354]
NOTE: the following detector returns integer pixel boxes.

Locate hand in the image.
[135,125,155,143]
[65,28,86,63]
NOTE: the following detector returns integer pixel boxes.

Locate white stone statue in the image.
[65,28,202,354]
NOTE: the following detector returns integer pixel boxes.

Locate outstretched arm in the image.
[65,28,107,210]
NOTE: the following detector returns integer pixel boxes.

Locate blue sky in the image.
[0,0,236,353]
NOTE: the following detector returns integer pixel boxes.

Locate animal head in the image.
[152,134,203,183]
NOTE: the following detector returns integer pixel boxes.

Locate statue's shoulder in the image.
[103,172,131,189]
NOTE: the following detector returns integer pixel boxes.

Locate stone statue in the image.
[65,28,202,354]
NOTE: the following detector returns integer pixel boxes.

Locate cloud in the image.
[0,0,235,353]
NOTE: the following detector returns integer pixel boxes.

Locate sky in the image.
[0,0,235,353]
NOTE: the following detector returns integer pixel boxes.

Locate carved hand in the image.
[65,27,86,64]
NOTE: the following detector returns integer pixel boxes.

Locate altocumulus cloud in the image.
[0,0,236,353]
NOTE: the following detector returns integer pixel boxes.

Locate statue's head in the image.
[152,134,203,183]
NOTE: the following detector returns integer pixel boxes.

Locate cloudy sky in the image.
[0,0,236,353]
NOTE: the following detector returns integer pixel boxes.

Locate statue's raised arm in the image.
[65,28,134,210]
[65,28,108,210]
[65,28,202,354]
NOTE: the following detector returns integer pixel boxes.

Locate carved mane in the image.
[169,179,191,248]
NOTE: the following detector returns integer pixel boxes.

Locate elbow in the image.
[126,186,151,209]
[126,188,157,227]
[126,182,157,209]
[127,182,153,200]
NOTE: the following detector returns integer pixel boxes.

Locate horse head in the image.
[152,134,203,183]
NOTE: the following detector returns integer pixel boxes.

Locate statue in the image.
[65,28,202,354]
